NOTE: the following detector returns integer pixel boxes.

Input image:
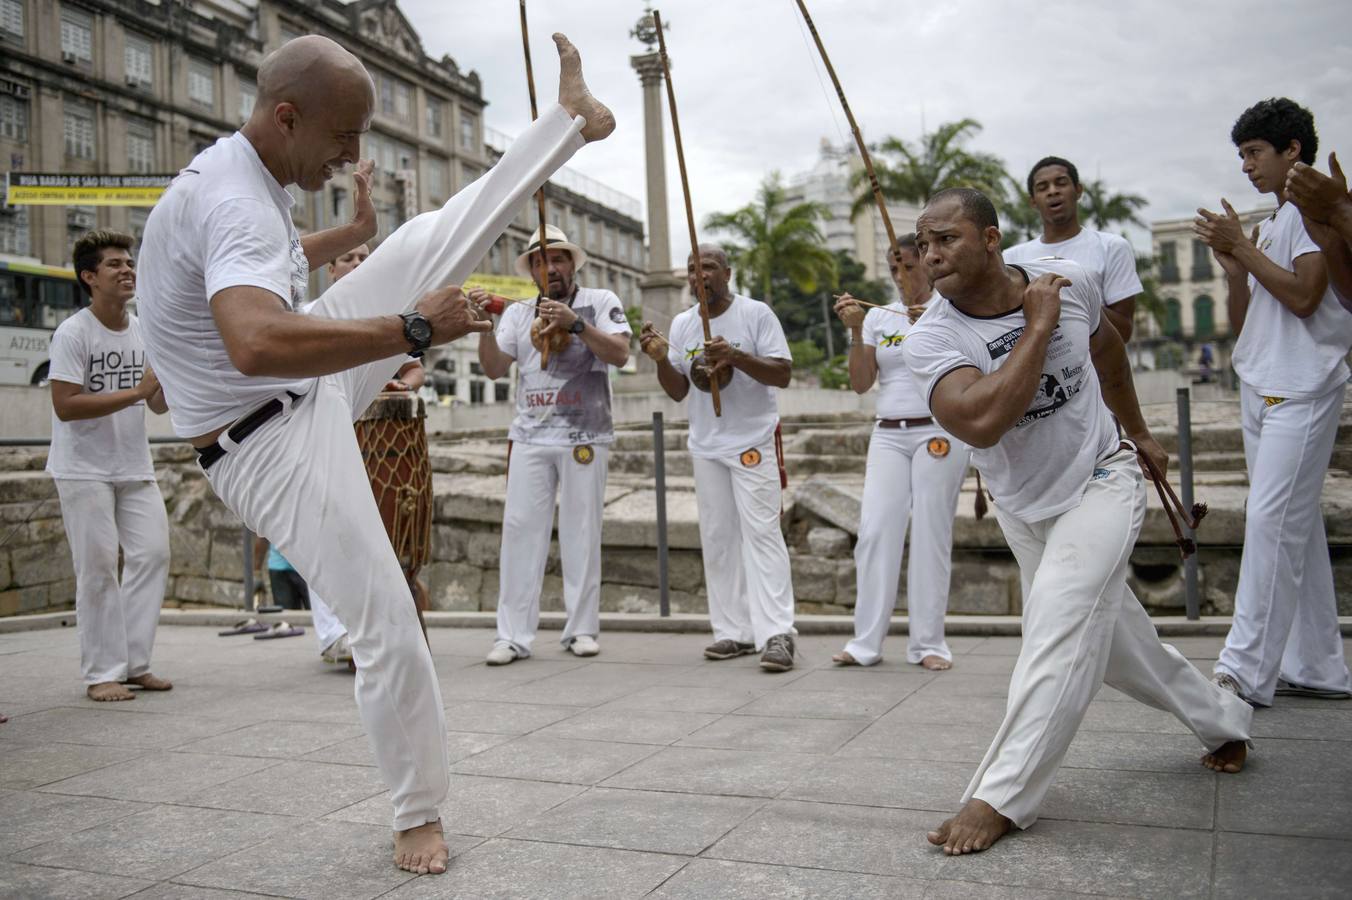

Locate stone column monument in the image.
[629,8,686,342]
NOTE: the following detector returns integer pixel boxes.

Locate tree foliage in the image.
[1079,180,1148,231]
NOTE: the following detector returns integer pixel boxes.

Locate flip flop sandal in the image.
[218,618,269,636]
[254,621,306,640]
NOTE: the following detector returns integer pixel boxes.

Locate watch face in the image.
[569,319,585,334]
[405,314,432,347]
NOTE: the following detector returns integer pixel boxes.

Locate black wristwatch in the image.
[400,311,432,357]
[567,318,586,335]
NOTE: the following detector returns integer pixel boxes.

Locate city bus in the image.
[0,256,83,385]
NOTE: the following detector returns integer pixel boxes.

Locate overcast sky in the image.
[398,0,1350,257]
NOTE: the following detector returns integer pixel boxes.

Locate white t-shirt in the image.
[136,132,312,437]
[862,303,930,420]
[1006,228,1142,307]
[1231,202,1352,399]
[905,258,1119,523]
[667,294,792,459]
[46,309,155,482]
[496,287,631,446]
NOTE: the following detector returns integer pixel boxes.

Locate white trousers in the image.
[845,425,968,665]
[966,450,1252,829]
[205,105,585,832]
[496,442,608,654]
[693,440,795,649]
[55,478,169,686]
[1216,381,1351,705]
[309,591,348,652]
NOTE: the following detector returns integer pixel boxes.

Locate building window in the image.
[0,92,27,142]
[60,7,93,63]
[1190,239,1213,282]
[459,111,477,151]
[67,205,96,239]
[470,380,485,404]
[238,77,256,122]
[424,158,447,202]
[278,22,304,45]
[0,0,22,41]
[376,70,414,123]
[1193,295,1215,339]
[426,97,442,138]
[63,100,95,159]
[188,59,215,109]
[1158,240,1179,284]
[494,383,509,403]
[0,183,28,255]
[1163,298,1182,338]
[124,32,153,88]
[460,161,482,188]
[128,207,149,245]
[588,217,600,250]
[126,118,155,173]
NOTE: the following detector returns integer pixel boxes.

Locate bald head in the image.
[695,243,729,269]
[256,35,373,114]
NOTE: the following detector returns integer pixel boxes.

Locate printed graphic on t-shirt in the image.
[879,331,905,348]
[87,348,147,392]
[984,325,1083,426]
[519,306,613,440]
[288,237,309,310]
[683,339,742,393]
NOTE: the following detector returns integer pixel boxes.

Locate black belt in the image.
[877,416,934,429]
[197,391,306,471]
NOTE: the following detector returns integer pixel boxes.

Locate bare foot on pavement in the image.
[87,682,135,702]
[920,655,952,671]
[395,820,449,875]
[1201,740,1247,773]
[124,673,173,691]
[927,798,1012,855]
[554,34,614,142]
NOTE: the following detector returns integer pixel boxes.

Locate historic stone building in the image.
[0,0,647,405]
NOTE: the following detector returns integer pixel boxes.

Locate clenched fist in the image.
[1023,272,1069,334]
[639,321,669,363]
[415,285,493,344]
[833,294,866,329]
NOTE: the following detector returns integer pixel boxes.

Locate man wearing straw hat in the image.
[471,225,630,665]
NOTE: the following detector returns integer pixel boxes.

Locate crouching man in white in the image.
[640,244,798,672]
[49,229,171,703]
[135,34,613,874]
[472,226,631,664]
[904,189,1253,856]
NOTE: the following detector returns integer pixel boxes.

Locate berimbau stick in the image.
[519,0,555,367]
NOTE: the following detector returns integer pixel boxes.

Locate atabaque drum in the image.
[355,391,432,575]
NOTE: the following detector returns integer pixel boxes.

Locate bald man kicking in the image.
[137,34,612,875]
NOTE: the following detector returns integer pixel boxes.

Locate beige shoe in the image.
[486,642,519,666]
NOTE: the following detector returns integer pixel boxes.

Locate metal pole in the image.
[821,294,834,359]
[242,527,255,612]
[653,411,670,617]
[1177,387,1200,620]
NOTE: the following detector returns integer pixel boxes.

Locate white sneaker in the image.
[486,642,519,666]
[569,635,600,657]
[320,634,352,665]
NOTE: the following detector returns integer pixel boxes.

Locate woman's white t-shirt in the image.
[863,303,931,420]
[46,309,155,482]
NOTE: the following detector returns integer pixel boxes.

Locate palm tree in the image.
[853,118,1012,215]
[703,172,837,304]
[1079,179,1148,231]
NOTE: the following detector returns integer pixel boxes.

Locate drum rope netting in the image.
[355,414,433,572]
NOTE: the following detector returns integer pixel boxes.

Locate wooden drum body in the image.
[355,392,432,578]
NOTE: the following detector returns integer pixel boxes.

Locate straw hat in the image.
[513,224,588,278]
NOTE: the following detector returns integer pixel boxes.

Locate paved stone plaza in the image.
[1,624,1350,899]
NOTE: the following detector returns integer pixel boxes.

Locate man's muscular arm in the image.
[212,284,488,378]
[639,323,689,402]
[1196,200,1327,318]
[927,274,1065,449]
[300,161,378,269]
[703,336,791,389]
[50,368,160,422]
[1102,296,1137,343]
[1089,322,1168,477]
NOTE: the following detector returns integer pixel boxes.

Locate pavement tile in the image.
[534,706,719,744]
[965,637,1024,656]
[437,658,587,701]
[302,730,510,768]
[1060,730,1216,775]
[378,837,686,899]
[912,673,1014,699]
[506,786,762,855]
[777,668,933,699]
[1212,831,1352,900]
[442,699,580,734]
[178,760,387,818]
[939,654,1019,675]
[0,706,239,750]
[655,662,810,690]
[781,757,972,813]
[650,858,927,899]
[1248,705,1352,740]
[922,881,1136,899]
[327,775,587,838]
[0,791,150,855]
[1040,766,1215,829]
[35,751,278,804]
[1077,700,1192,735]
[877,694,1008,726]
[929,818,1212,898]
[835,721,997,764]
[0,861,150,899]
[10,804,296,880]
[175,721,366,759]
[175,819,465,899]
[599,684,765,714]
[732,689,905,719]
[705,799,947,879]
[677,714,868,754]
[1217,737,1352,837]
[119,885,283,899]
[449,734,659,784]
[602,746,828,798]
[0,741,141,790]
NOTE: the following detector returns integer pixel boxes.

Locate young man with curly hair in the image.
[1195,98,1352,705]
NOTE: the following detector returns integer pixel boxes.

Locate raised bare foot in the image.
[1201,739,1247,774]
[124,673,173,691]
[920,655,952,671]
[0,713,8,724]
[832,650,859,666]
[927,798,1012,855]
[87,682,135,702]
[554,34,614,142]
[394,820,448,875]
